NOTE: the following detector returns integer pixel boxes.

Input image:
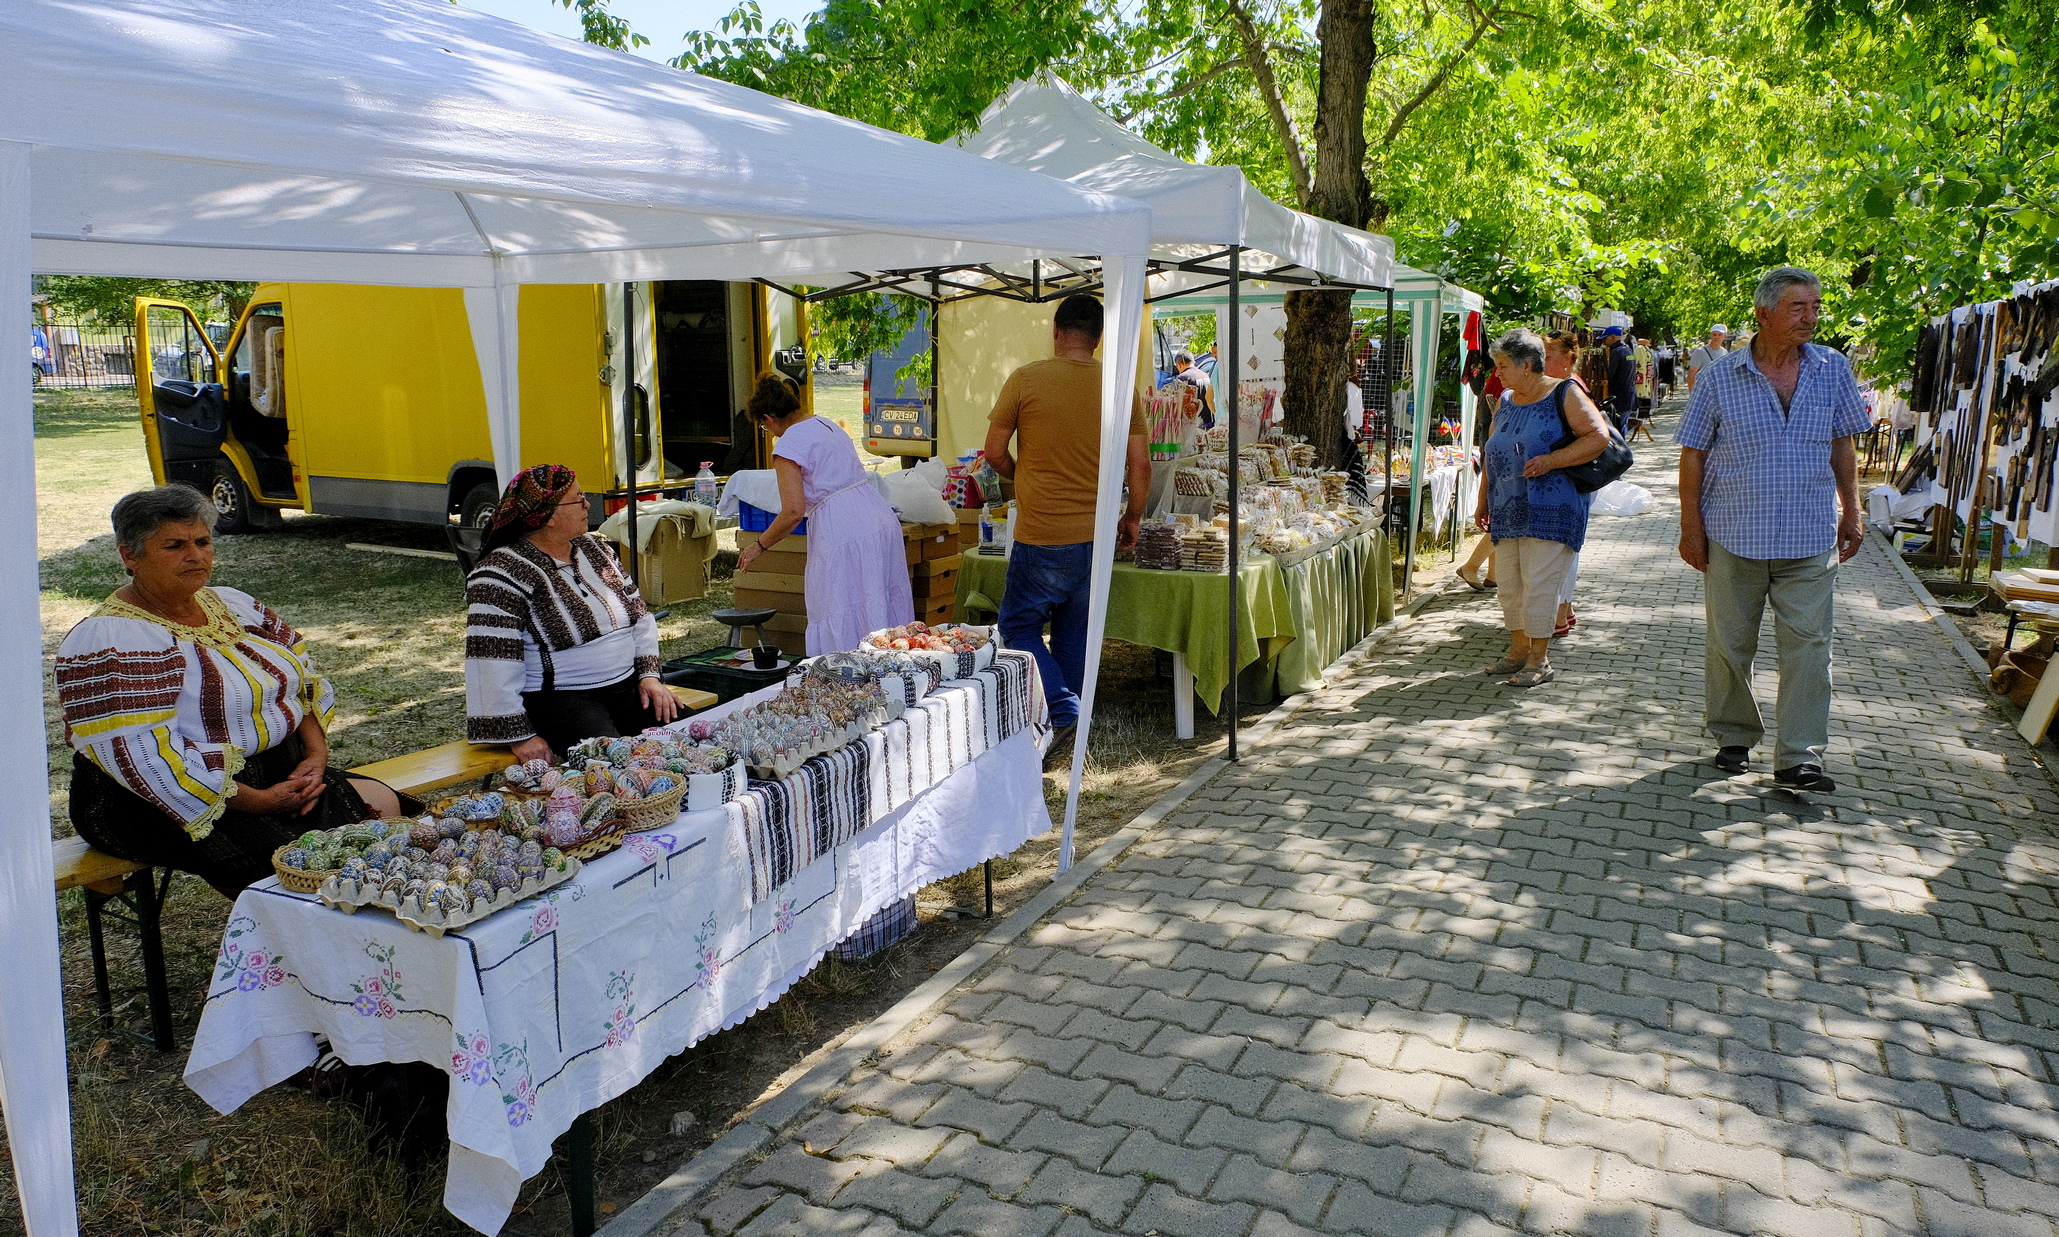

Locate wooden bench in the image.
[57,684,723,1050]
[55,835,175,1050]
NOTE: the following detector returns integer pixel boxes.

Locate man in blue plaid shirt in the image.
[1676,267,1870,791]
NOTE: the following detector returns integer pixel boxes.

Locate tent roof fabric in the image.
[957,77,1391,290]
[7,0,1149,287]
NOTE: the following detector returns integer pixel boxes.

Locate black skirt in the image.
[521,669,664,759]
[69,734,378,895]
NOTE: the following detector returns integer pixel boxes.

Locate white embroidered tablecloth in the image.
[183,661,1050,1235]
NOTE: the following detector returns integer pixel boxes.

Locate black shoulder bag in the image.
[1548,379,1634,493]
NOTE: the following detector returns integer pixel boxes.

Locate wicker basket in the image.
[613,781,687,832]
[271,845,341,895]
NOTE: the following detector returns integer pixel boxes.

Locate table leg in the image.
[568,1112,597,1237]
[2005,611,2021,654]
[984,859,994,919]
[135,868,175,1052]
[1171,652,1195,740]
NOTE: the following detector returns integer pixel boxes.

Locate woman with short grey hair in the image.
[56,484,401,895]
[1470,330,1613,687]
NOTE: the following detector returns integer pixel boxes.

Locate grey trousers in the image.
[1704,542,1837,769]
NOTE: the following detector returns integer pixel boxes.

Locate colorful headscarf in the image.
[484,464,578,552]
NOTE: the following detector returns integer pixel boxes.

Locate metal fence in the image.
[30,320,154,390]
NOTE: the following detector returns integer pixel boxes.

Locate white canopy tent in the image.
[1,2,1150,1232]
[936,76,1395,806]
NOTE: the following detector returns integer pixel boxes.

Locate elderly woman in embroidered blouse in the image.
[464,464,678,764]
[734,374,913,653]
[55,486,402,895]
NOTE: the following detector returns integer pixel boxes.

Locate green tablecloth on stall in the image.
[954,527,1394,715]
[1254,528,1395,700]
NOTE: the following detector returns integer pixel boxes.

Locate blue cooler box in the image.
[738,501,806,536]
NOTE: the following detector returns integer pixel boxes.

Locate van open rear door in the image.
[132,298,225,494]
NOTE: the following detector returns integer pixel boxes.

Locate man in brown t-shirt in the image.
[982,293,1149,733]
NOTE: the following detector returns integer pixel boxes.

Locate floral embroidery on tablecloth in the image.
[451,1030,493,1086]
[623,832,677,864]
[517,885,585,946]
[691,914,721,991]
[603,971,637,1048]
[495,1039,537,1126]
[349,942,406,1018]
[773,899,796,935]
[213,915,286,993]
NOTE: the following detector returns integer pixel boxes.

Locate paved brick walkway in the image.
[668,421,2059,1237]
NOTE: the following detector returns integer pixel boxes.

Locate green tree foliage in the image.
[618,0,2058,376]
[40,276,254,325]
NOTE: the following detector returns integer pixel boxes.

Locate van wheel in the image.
[458,481,500,532]
[210,461,265,534]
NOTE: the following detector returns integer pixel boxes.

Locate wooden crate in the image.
[917,597,953,626]
[913,552,961,577]
[912,569,957,601]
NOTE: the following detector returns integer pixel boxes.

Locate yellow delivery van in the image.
[132,281,810,533]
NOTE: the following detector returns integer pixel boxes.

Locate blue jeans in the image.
[998,541,1091,728]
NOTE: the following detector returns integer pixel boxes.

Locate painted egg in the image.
[579,793,617,825]
[431,886,468,917]
[615,782,643,803]
[491,863,521,890]
[539,768,563,793]
[437,817,468,840]
[545,817,584,847]
[465,878,494,904]
[409,821,440,850]
[338,858,368,881]
[521,824,547,844]
[403,845,430,862]
[540,847,567,872]
[361,850,390,871]
[647,775,677,795]
[517,838,543,859]
[281,847,312,870]
[517,862,544,882]
[400,877,428,902]
[338,822,378,849]
[296,830,326,850]
[380,872,408,898]
[422,863,451,884]
[430,843,460,867]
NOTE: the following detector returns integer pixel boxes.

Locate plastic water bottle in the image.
[694,462,717,505]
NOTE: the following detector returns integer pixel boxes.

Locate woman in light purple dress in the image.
[735,375,913,653]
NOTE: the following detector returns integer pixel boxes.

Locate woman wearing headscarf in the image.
[735,374,913,654]
[57,485,402,895]
[1471,329,1611,687]
[464,465,678,764]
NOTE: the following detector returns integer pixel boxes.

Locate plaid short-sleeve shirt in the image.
[1675,342,1871,560]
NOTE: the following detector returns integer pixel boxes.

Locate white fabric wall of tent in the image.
[0,3,1154,1232]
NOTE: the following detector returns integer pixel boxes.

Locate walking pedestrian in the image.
[1677,266,1870,790]
[1542,332,1589,637]
[983,294,1150,744]
[1603,327,1637,432]
[1472,329,1611,687]
[1686,326,1729,391]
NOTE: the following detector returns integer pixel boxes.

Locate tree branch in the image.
[1114,57,1249,125]
[1380,3,1502,146]
[1225,0,1314,207]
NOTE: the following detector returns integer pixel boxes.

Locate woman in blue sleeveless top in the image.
[1471,329,1613,687]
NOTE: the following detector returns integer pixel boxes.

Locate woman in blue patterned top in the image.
[1471,329,1613,687]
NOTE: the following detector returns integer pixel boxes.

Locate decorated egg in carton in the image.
[497,758,554,794]
[318,848,582,937]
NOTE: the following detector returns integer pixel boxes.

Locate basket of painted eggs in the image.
[565,733,742,817]
[315,821,579,937]
[273,818,420,894]
[862,621,996,679]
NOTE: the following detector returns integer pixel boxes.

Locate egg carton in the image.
[316,858,582,939]
[741,716,880,781]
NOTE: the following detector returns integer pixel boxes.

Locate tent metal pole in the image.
[1383,290,1395,578]
[930,274,940,465]
[1226,248,1241,762]
[622,281,640,586]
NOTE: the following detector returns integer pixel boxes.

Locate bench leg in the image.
[84,887,115,1031]
[133,867,175,1052]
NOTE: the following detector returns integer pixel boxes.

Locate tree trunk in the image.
[1282,288,1357,465]
[1280,0,1376,470]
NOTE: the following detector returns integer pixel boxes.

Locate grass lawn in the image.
[14,385,1282,1235]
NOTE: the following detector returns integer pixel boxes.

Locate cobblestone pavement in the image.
[667,420,2059,1236]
